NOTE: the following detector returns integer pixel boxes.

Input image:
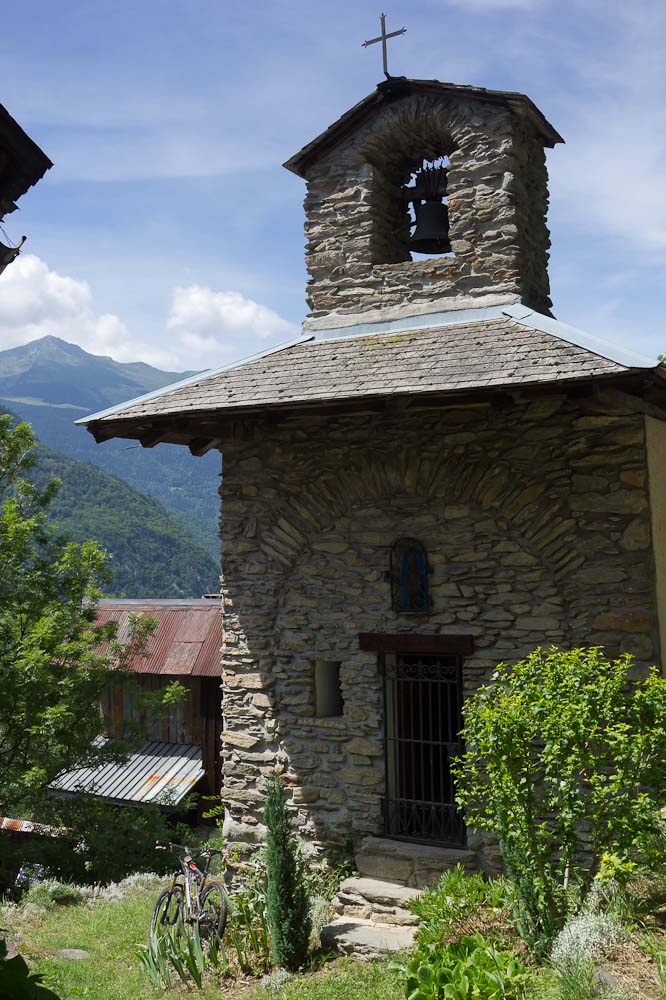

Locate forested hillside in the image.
[33,444,219,598]
[0,336,220,556]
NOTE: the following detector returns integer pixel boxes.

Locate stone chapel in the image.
[80,77,666,874]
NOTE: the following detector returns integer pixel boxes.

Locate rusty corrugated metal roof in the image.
[0,816,67,837]
[97,600,222,677]
[51,740,205,806]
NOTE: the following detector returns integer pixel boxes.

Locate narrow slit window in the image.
[314,660,343,718]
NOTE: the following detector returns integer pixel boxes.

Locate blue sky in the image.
[1,0,664,370]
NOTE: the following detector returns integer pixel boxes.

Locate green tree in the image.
[263,771,311,970]
[452,647,666,954]
[0,415,153,816]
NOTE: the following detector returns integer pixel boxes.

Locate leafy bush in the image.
[301,852,354,903]
[138,922,224,990]
[452,647,666,954]
[12,796,192,886]
[550,911,625,975]
[22,881,84,910]
[394,933,531,1000]
[412,864,511,949]
[0,937,61,999]
[227,878,272,974]
[264,772,311,970]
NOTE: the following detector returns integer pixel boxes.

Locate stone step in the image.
[320,915,416,959]
[333,876,421,925]
[356,836,477,888]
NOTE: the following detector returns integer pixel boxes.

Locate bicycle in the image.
[150,843,228,952]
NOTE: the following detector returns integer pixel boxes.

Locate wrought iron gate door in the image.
[382,651,465,846]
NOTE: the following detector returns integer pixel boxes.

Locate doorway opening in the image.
[381,651,465,846]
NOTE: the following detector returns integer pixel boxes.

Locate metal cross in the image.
[362,13,407,79]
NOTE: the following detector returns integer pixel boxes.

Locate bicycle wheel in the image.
[197,880,227,948]
[150,887,184,951]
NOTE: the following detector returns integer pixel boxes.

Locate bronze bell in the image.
[410,201,451,254]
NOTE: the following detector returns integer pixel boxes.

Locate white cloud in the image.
[0,255,175,368]
[0,256,299,373]
[167,285,299,366]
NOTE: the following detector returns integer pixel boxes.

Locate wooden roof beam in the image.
[188,437,221,457]
[139,429,172,449]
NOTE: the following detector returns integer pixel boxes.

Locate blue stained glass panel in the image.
[391,538,430,613]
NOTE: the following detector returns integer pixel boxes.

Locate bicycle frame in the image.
[163,844,218,922]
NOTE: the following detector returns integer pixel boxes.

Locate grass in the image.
[244,960,402,1000]
[3,886,402,1000]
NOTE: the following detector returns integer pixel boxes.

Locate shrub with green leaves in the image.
[264,771,311,971]
[138,922,224,990]
[6,797,191,889]
[412,864,511,949]
[394,933,531,1000]
[0,937,61,999]
[452,647,666,955]
[22,880,84,910]
[227,878,272,974]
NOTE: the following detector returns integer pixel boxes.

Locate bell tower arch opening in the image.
[363,105,457,266]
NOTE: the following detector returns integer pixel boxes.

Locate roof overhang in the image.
[284,77,564,178]
[82,370,666,457]
[77,302,665,455]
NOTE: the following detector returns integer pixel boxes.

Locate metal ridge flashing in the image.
[503,305,660,371]
[311,304,510,342]
[76,334,313,425]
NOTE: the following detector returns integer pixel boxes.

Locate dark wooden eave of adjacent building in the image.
[0,103,53,218]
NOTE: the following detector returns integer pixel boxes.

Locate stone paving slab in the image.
[320,916,415,959]
[337,875,421,908]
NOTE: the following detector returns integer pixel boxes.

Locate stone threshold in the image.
[356,835,478,889]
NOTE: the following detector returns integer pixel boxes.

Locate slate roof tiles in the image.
[82,313,637,427]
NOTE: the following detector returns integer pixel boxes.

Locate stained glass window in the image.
[390,538,430,614]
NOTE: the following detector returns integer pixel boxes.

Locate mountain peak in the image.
[0,336,190,410]
[27,335,88,356]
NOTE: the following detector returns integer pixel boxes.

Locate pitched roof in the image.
[78,304,661,438]
[284,77,564,178]
[97,599,222,677]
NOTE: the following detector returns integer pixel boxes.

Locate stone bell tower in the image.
[284,78,563,327]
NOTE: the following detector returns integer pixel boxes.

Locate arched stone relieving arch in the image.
[267,490,571,847]
[361,96,460,179]
[258,447,582,602]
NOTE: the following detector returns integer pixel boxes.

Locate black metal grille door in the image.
[382,652,465,846]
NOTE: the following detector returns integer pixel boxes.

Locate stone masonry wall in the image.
[219,395,658,862]
[302,92,554,323]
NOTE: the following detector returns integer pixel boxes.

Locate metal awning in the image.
[50,740,205,806]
